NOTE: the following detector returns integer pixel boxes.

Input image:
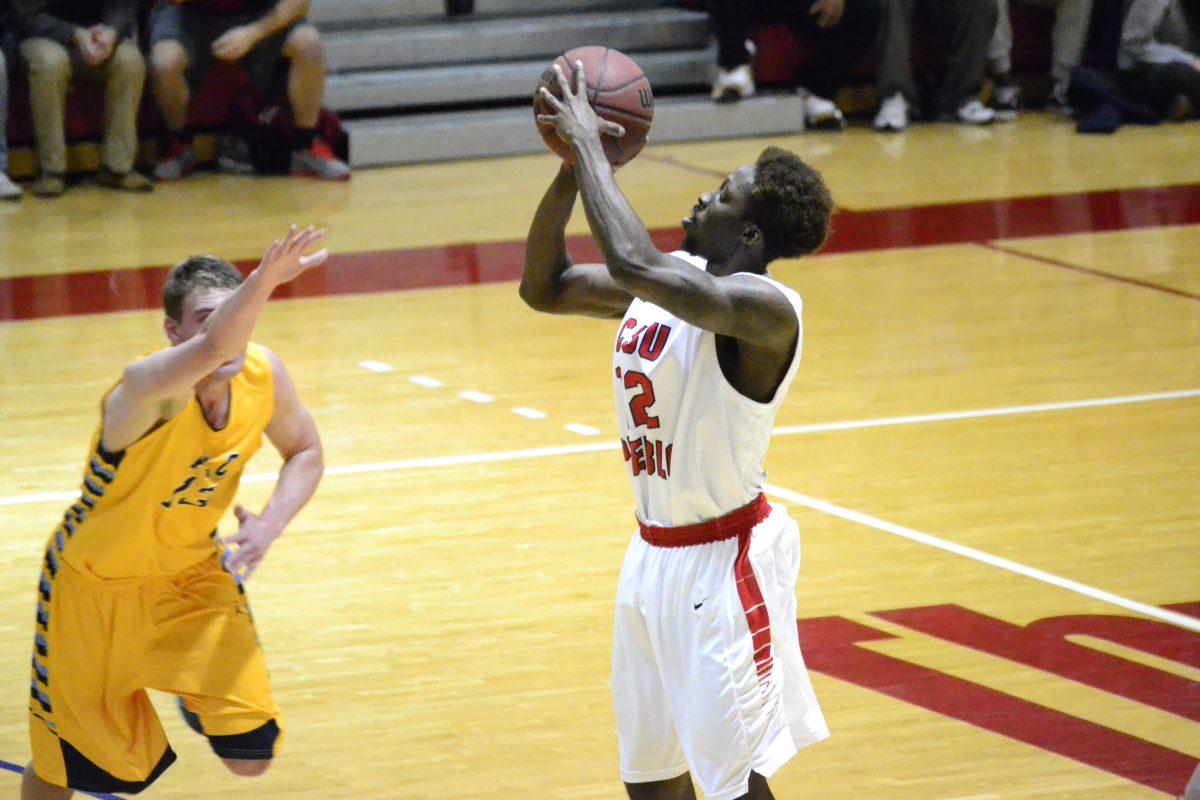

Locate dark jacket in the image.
[8,0,137,47]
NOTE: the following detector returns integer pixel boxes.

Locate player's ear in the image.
[741,223,763,248]
[163,316,183,345]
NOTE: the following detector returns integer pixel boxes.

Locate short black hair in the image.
[745,147,833,262]
[162,256,243,322]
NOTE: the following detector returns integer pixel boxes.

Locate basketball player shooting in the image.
[22,226,326,800]
[524,63,834,800]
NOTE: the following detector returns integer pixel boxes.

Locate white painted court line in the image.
[763,482,1200,634]
[458,390,494,404]
[358,360,395,373]
[773,388,1200,435]
[512,407,548,419]
[565,423,601,436]
[408,375,443,388]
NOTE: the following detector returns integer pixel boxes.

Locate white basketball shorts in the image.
[612,494,829,800]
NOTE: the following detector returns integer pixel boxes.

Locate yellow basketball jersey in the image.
[47,343,276,579]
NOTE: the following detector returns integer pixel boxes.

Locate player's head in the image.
[681,147,832,269]
[162,256,247,383]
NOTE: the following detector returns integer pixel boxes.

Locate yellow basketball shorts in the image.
[28,550,282,794]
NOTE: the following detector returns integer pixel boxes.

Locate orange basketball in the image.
[534,46,654,168]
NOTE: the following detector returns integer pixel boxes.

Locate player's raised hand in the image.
[256,225,328,285]
[537,61,626,147]
[223,504,280,580]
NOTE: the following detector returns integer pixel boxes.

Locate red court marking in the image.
[2,184,1197,321]
[982,242,1200,302]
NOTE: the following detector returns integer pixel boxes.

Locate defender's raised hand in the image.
[537,61,626,148]
[256,225,328,285]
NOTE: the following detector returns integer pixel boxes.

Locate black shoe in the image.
[177,697,204,735]
[445,0,473,15]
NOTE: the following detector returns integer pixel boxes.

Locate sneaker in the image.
[96,167,153,193]
[155,139,197,182]
[0,172,21,200]
[873,93,908,132]
[177,697,204,735]
[290,139,350,181]
[991,81,1019,121]
[1046,95,1074,117]
[218,135,255,175]
[801,92,846,131]
[956,98,996,125]
[711,63,755,103]
[30,173,66,198]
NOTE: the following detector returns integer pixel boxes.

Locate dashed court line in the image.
[358,360,395,373]
[458,390,494,404]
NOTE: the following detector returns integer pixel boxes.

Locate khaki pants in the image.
[989,0,1093,99]
[20,38,145,175]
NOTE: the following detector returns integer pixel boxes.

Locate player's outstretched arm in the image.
[520,162,632,319]
[539,63,796,352]
[225,349,323,579]
[105,225,328,449]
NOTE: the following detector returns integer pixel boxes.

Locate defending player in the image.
[22,226,327,799]
[524,64,834,800]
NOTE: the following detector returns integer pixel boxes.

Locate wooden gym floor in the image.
[0,114,1198,798]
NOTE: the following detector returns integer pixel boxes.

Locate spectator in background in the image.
[10,0,151,197]
[149,0,349,181]
[709,0,882,130]
[1119,0,1200,118]
[0,46,21,199]
[988,0,1093,114]
[874,0,999,131]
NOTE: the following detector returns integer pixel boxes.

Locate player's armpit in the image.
[609,252,798,351]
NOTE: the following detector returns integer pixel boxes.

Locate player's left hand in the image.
[537,61,626,149]
[224,504,281,579]
[212,25,260,62]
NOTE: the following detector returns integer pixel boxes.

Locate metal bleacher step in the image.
[344,93,804,167]
[311,0,642,27]
[325,45,715,112]
[322,7,709,73]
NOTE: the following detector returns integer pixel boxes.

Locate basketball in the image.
[534,46,654,168]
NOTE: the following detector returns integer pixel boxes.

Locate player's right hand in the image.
[256,225,329,285]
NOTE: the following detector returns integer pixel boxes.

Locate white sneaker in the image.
[0,171,21,200]
[711,63,755,103]
[802,92,846,130]
[873,92,908,131]
[957,98,996,125]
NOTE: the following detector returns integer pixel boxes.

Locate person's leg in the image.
[278,24,349,179]
[1046,0,1093,103]
[989,0,1013,77]
[149,3,203,180]
[96,40,151,189]
[0,48,20,199]
[792,0,883,100]
[877,0,919,103]
[624,774,697,800]
[929,0,998,118]
[19,37,71,194]
[710,0,758,100]
[20,764,72,800]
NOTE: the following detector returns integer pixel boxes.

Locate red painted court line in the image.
[981,241,1200,302]
[1,183,1197,322]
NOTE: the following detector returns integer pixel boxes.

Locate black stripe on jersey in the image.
[95,442,125,469]
[38,575,51,602]
[44,548,58,578]
[89,457,115,484]
[36,603,48,630]
[83,476,105,498]
[32,657,49,686]
[79,495,95,509]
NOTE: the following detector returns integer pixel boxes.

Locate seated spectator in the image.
[149,0,349,181]
[10,0,152,197]
[0,46,21,199]
[1118,0,1200,119]
[989,0,1094,114]
[709,0,883,129]
[874,0,999,131]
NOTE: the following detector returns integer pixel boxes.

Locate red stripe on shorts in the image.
[736,531,774,680]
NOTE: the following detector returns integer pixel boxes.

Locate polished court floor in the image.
[0,115,1198,798]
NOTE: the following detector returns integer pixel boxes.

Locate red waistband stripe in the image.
[637,493,771,547]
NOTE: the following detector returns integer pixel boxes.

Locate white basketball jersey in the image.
[612,251,804,527]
